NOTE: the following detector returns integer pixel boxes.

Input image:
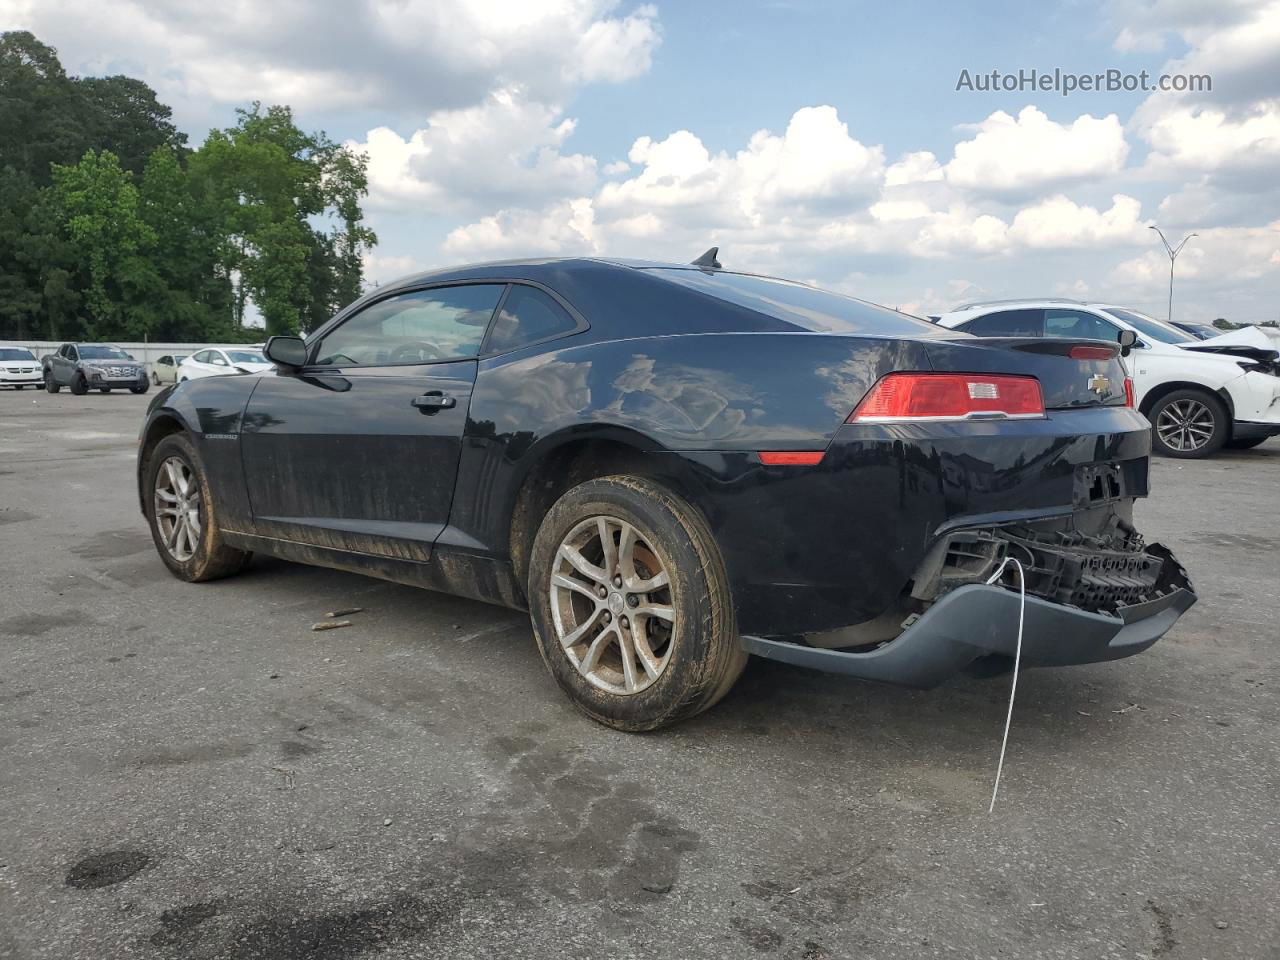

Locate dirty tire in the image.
[1148,388,1228,459]
[528,475,746,731]
[144,433,252,582]
[1226,436,1267,450]
[70,372,88,395]
[44,371,60,393]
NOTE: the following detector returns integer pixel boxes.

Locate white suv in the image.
[936,300,1280,458]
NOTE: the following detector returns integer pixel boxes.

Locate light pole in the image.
[1148,225,1197,325]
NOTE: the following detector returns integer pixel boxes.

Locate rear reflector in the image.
[848,373,1045,422]
[1069,345,1117,360]
[758,451,825,466]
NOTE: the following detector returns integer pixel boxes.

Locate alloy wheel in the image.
[153,457,202,562]
[1156,399,1214,452]
[549,515,675,695]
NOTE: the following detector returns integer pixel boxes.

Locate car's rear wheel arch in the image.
[508,432,698,591]
[1139,380,1233,421]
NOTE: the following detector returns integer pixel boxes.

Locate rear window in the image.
[960,309,1043,337]
[649,269,941,336]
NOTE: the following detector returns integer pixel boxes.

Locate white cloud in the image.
[1110,221,1280,291]
[349,90,598,213]
[1008,195,1150,249]
[944,107,1129,196]
[443,197,598,259]
[0,0,662,121]
[885,151,944,187]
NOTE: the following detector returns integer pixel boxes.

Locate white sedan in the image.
[0,347,43,389]
[177,348,272,382]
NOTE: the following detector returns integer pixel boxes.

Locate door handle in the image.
[411,392,456,412]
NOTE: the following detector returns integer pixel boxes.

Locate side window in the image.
[959,309,1043,337]
[209,352,229,366]
[191,351,209,363]
[485,285,580,354]
[68,345,79,361]
[1044,309,1120,342]
[315,284,504,366]
[160,356,172,366]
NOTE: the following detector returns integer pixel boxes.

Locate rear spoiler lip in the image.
[957,336,1122,359]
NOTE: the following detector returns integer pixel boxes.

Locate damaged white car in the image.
[936,300,1280,458]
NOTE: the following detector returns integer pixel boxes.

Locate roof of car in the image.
[377,256,792,292]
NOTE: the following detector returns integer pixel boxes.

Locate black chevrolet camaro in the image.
[137,253,1196,730]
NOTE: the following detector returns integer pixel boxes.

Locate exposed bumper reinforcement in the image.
[740,582,1197,689]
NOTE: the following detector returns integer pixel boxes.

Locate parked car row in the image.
[934,300,1280,458]
[9,343,270,395]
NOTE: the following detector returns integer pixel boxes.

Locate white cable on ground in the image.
[985,556,1026,814]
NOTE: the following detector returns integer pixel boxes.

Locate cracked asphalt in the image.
[1,391,1277,959]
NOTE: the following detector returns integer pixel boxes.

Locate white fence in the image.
[0,340,265,371]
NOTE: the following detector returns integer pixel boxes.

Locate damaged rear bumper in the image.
[741,546,1196,688]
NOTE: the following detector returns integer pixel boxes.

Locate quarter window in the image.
[314,284,504,366]
[1043,309,1120,342]
[485,285,579,354]
[959,310,1043,337]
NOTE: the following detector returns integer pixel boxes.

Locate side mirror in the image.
[264,336,308,369]
[1117,329,1137,357]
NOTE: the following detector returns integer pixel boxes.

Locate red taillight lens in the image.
[1123,376,1134,407]
[1069,345,1116,360]
[847,373,1045,422]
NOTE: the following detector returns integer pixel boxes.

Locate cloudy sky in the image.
[5,0,1280,322]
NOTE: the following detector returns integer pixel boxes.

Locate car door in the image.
[239,282,507,561]
[61,344,78,383]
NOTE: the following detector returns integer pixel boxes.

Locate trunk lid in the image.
[920,337,1129,409]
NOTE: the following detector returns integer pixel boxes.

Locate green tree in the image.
[190,103,375,336]
[0,32,85,186]
[76,75,187,175]
[49,149,160,339]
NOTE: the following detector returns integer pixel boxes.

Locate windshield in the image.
[79,345,132,359]
[225,350,266,364]
[650,269,942,336]
[1105,308,1196,344]
[0,348,36,361]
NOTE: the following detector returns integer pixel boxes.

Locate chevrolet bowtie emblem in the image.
[1088,373,1111,395]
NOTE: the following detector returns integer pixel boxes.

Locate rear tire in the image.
[144,433,253,582]
[151,372,161,386]
[44,371,61,394]
[1226,436,1268,450]
[70,373,88,396]
[1148,389,1228,459]
[527,475,747,731]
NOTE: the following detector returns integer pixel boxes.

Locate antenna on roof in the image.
[691,247,721,269]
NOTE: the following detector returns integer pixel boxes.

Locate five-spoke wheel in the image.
[550,515,675,696]
[529,475,747,731]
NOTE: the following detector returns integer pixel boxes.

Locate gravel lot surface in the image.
[1,391,1277,959]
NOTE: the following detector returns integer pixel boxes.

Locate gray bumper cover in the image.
[740,583,1197,688]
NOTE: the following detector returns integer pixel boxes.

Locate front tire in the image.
[1149,389,1228,458]
[44,371,61,393]
[70,373,88,396]
[131,380,149,395]
[528,475,746,731]
[144,433,252,582]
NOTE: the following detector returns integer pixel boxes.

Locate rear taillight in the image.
[1123,376,1134,407]
[847,373,1045,423]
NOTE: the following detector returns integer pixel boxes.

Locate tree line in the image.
[0,31,376,342]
